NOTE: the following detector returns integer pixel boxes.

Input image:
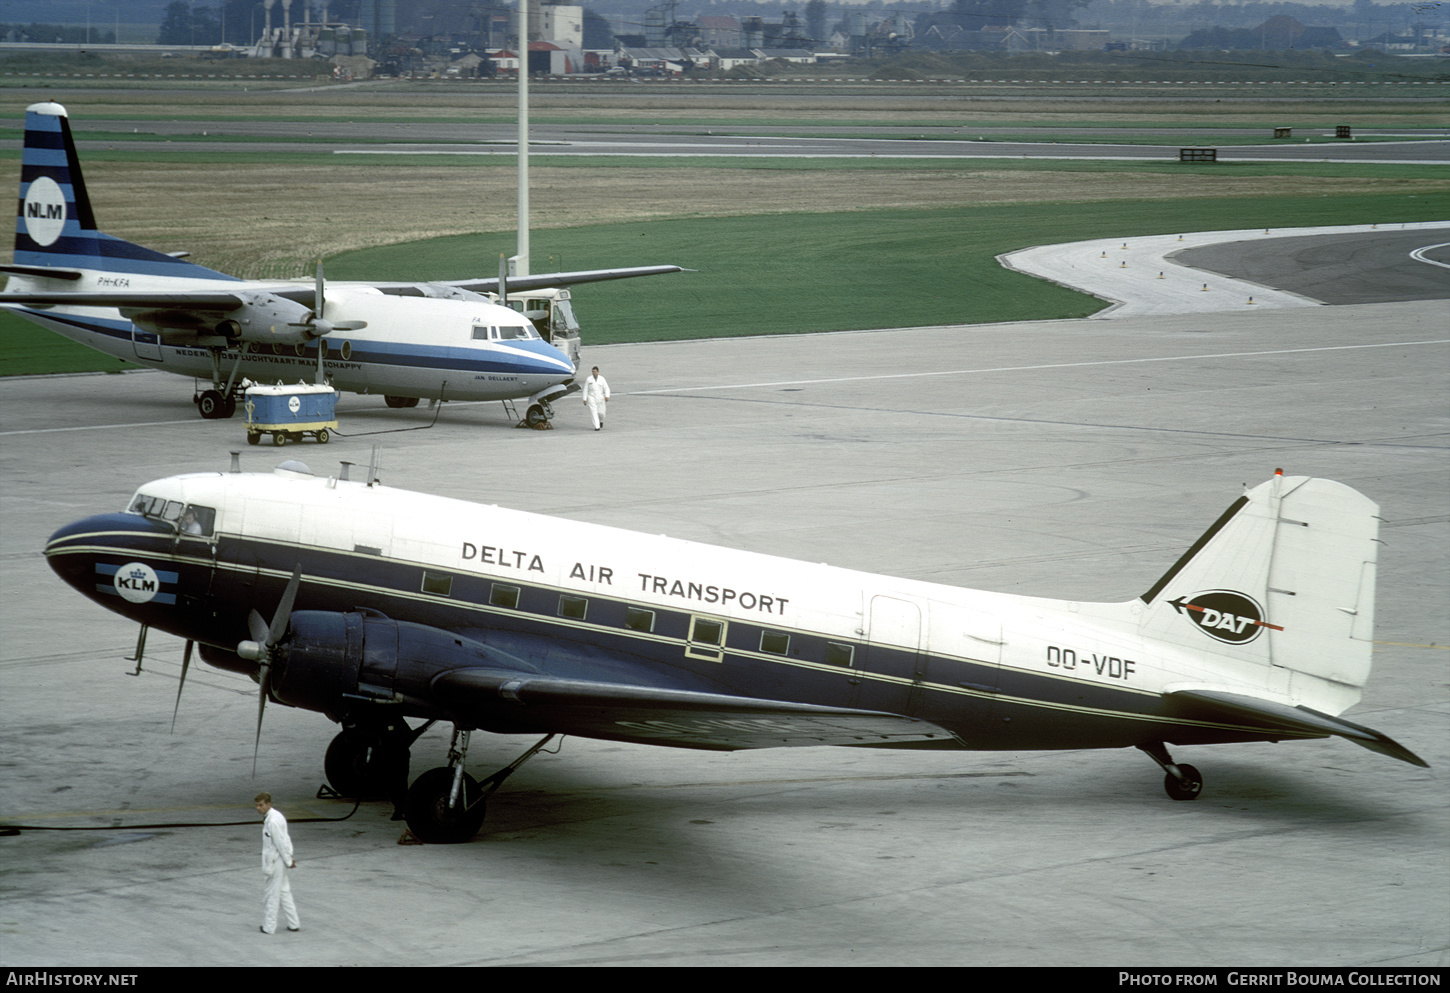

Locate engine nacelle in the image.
[225,292,318,346]
[268,611,501,721]
[124,291,317,345]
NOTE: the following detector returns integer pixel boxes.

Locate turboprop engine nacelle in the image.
[125,291,319,346]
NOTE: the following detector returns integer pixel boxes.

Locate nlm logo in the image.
[26,201,64,220]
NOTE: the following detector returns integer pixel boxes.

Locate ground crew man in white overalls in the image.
[255,792,300,934]
[583,366,610,431]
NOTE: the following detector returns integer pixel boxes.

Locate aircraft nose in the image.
[44,512,172,602]
[45,514,106,594]
[516,339,575,375]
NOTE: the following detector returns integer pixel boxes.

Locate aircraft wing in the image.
[365,265,690,297]
[448,264,689,293]
[431,668,958,751]
[1165,689,1428,766]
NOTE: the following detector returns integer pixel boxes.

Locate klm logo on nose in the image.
[97,561,177,605]
[118,567,156,595]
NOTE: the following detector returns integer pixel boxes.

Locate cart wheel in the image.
[272,432,286,446]
[247,432,260,446]
[316,429,330,444]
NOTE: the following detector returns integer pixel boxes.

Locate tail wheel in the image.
[404,767,486,844]
[1164,764,1203,801]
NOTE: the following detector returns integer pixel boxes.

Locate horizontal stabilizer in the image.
[1167,689,1427,767]
[0,290,244,309]
[432,668,957,751]
[0,265,83,280]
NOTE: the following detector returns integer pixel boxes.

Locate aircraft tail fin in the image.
[1138,472,1380,716]
[15,102,233,280]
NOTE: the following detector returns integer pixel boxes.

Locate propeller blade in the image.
[253,662,270,777]
[248,565,300,777]
[269,566,302,645]
[170,640,194,733]
[314,260,325,322]
[248,608,270,646]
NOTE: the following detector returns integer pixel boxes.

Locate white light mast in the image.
[512,0,530,277]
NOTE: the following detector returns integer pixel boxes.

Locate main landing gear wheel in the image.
[198,390,226,419]
[384,395,420,409]
[324,732,409,800]
[404,767,486,844]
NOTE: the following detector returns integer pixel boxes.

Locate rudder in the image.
[1139,472,1379,714]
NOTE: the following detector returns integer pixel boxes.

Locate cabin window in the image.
[178,504,216,537]
[421,571,453,596]
[624,607,655,633]
[759,631,790,656]
[489,584,520,609]
[824,642,855,668]
[686,616,727,663]
[558,595,588,620]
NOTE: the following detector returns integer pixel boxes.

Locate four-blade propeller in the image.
[236,565,303,776]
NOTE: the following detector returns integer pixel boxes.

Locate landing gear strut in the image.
[195,347,244,419]
[404,729,557,843]
[1138,741,1203,801]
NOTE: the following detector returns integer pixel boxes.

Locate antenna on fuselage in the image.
[366,444,382,486]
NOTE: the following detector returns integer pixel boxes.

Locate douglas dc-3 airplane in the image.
[45,460,1426,842]
[1,102,684,425]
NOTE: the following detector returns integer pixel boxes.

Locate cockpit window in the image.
[128,493,182,521]
[178,504,216,537]
[472,324,536,341]
[128,493,214,536]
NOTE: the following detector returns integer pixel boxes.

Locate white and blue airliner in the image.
[1,101,684,424]
[44,459,1427,843]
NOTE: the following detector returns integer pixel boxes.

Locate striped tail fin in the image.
[15,101,234,280]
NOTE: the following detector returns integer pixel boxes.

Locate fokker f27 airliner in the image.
[1,102,684,425]
[45,461,1426,842]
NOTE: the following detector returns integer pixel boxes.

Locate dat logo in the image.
[114,562,161,604]
[23,176,67,247]
[1169,590,1280,645]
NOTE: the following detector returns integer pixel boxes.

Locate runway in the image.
[0,239,1447,964]
[54,117,1450,165]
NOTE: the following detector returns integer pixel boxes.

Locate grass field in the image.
[1,82,1445,374]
